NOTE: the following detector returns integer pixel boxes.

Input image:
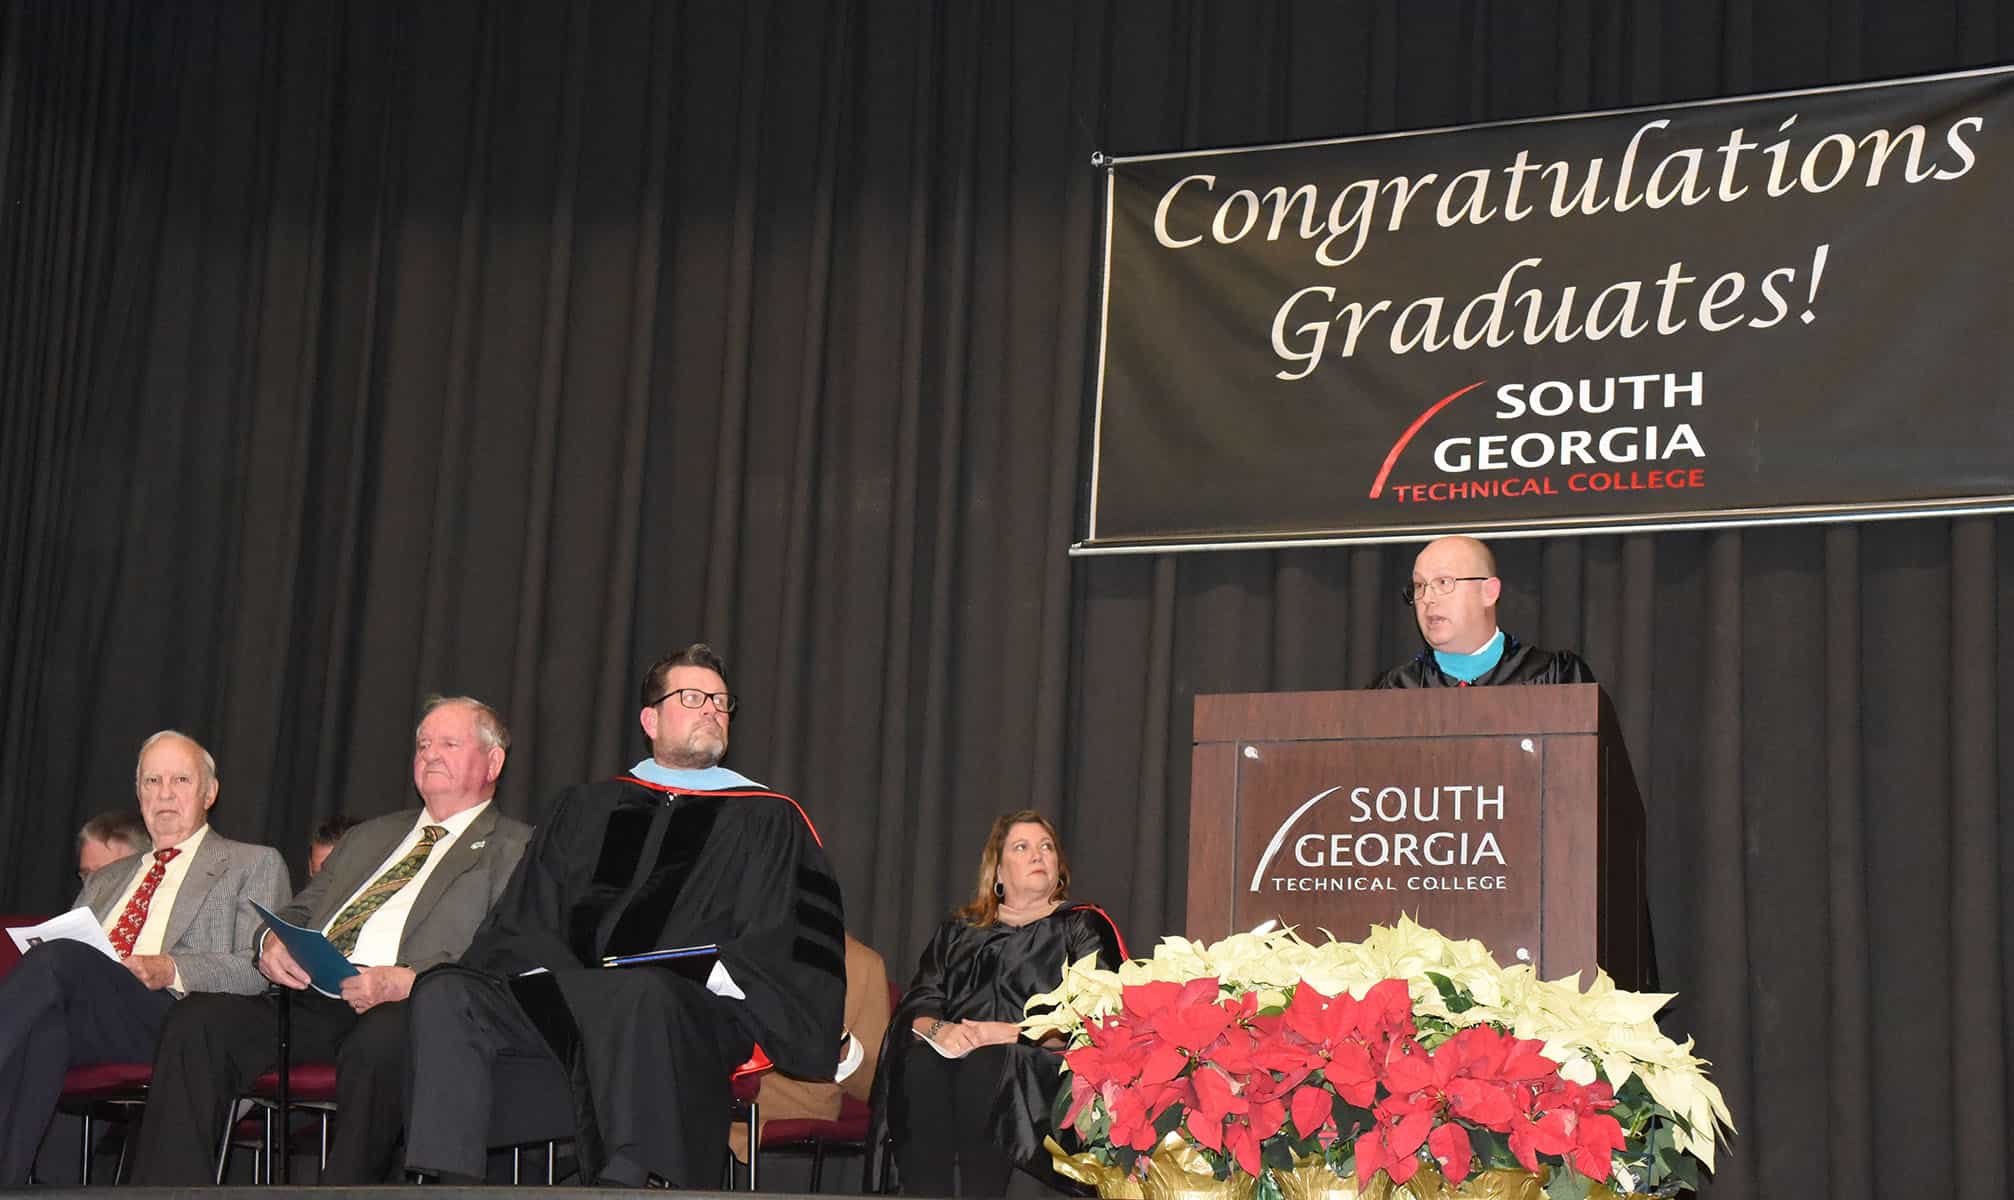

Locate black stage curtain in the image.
[3,3,2010,1196]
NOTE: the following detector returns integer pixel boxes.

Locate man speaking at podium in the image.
[1371,535,1596,688]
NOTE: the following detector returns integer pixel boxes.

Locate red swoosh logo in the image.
[1367,380,1487,499]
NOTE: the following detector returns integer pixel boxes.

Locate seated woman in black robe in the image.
[872,810,1126,1197]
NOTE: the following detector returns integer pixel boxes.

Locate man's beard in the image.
[661,728,726,770]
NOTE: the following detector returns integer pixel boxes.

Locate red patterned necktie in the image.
[109,847,182,957]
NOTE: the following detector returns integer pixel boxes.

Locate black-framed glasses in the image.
[647,688,739,713]
[1400,576,1490,606]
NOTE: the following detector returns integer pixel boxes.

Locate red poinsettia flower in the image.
[1153,983,1240,1053]
[1068,1021,1147,1087]
[1508,1078,1623,1181]
[1207,1023,1263,1075]
[1108,1077,1195,1152]
[1288,1082,1334,1142]
[1185,1061,1243,1154]
[1247,1016,1323,1078]
[1445,1075,1518,1131]
[1354,1106,1432,1187]
[1354,979,1418,1050]
[1426,1121,1475,1184]
[1379,1036,1441,1097]
[1324,1037,1380,1106]
[1218,1106,1274,1177]
[1430,1026,1550,1134]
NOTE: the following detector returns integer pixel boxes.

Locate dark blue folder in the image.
[250,900,360,999]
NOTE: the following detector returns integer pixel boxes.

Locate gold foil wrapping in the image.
[1400,1163,1635,1200]
[1046,1133,1257,1200]
[1402,1165,1546,1200]
[1048,1136,1640,1200]
[1272,1160,1388,1200]
[1045,1137,1145,1199]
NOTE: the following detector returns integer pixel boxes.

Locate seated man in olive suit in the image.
[0,730,290,1186]
[131,696,533,1185]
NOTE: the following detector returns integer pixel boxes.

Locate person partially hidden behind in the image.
[307,814,363,878]
[872,811,1127,1198]
[77,808,151,881]
[1370,535,1596,688]
[130,696,532,1185]
[402,642,847,1188]
[0,731,289,1185]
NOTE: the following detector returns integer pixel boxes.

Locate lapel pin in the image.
[468,840,486,850]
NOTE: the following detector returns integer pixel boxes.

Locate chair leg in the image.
[114,1120,133,1184]
[79,1112,93,1185]
[546,1140,558,1185]
[262,1104,275,1185]
[810,1140,826,1192]
[214,1100,237,1184]
[318,1110,331,1178]
[747,1101,758,1192]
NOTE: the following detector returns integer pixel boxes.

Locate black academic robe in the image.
[457,777,846,1179]
[1369,632,1597,689]
[869,902,1126,1191]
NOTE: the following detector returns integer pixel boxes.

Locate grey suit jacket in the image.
[75,827,291,995]
[279,803,531,974]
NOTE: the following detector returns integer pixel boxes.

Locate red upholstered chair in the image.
[750,977,901,1193]
[5,917,155,1184]
[758,1093,873,1192]
[0,913,49,980]
[54,1061,154,1183]
[723,1057,769,1190]
[213,1062,339,1184]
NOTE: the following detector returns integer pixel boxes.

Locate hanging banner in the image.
[1077,67,2014,554]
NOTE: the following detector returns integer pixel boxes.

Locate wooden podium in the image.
[1188,684,1648,988]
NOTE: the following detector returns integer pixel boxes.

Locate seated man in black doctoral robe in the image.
[403,645,846,1187]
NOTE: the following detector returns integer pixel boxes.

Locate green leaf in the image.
[1330,1094,1376,1136]
[1543,1162,1594,1200]
[1154,1105,1184,1140]
[1466,1125,1517,1169]
[1255,1172,1285,1200]
[1424,971,1478,1014]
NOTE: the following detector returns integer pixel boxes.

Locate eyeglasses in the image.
[1400,576,1490,606]
[647,688,739,714]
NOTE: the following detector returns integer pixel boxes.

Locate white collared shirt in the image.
[103,822,210,956]
[321,802,489,966]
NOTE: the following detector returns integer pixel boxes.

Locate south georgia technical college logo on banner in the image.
[1077,67,2014,554]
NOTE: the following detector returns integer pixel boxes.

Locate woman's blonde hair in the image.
[956,810,1072,926]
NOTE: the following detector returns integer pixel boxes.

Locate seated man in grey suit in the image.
[131,695,532,1185]
[0,730,290,1186]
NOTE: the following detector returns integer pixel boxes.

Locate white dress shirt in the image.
[102,823,212,993]
[321,802,488,967]
[101,823,211,954]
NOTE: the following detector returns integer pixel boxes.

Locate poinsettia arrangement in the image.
[1026,920,1733,1200]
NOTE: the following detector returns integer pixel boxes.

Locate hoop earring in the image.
[993,880,1005,902]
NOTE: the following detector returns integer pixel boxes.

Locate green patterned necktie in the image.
[325,825,447,956]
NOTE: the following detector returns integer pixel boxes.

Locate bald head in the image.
[1408,536,1502,653]
[1421,536,1494,577]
